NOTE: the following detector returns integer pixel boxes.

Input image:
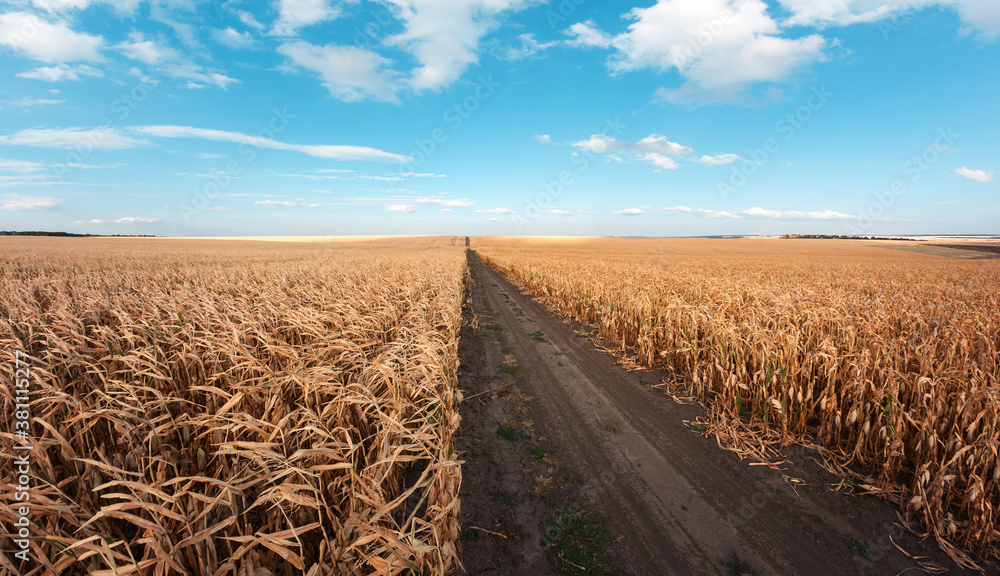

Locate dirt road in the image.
[458,251,975,575]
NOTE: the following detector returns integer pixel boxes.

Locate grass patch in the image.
[604,421,621,434]
[496,427,530,442]
[844,536,872,558]
[484,324,503,332]
[575,333,592,340]
[532,447,548,462]
[501,348,511,355]
[497,365,521,376]
[721,552,763,576]
[530,331,547,342]
[541,507,625,576]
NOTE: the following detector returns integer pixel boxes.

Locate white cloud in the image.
[572,133,691,170]
[697,153,743,165]
[534,134,552,144]
[272,0,342,36]
[2,193,63,210]
[954,166,993,183]
[116,31,178,65]
[114,216,158,223]
[195,152,227,159]
[6,97,64,107]
[213,27,256,49]
[641,152,678,170]
[537,207,574,216]
[399,172,445,178]
[278,41,400,103]
[116,32,236,89]
[475,207,516,214]
[614,207,645,215]
[255,199,320,207]
[236,10,266,30]
[663,205,740,218]
[439,208,455,214]
[0,12,105,62]
[664,205,883,220]
[569,0,827,104]
[635,135,693,155]
[387,203,416,213]
[564,20,614,48]
[415,197,474,207]
[162,63,237,89]
[0,127,149,149]
[28,0,142,13]
[384,0,532,91]
[775,0,1000,40]
[129,125,411,162]
[505,33,558,60]
[16,63,103,81]
[0,159,45,173]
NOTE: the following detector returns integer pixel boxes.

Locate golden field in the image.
[475,236,1000,567]
[0,237,467,575]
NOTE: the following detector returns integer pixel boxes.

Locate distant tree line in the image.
[1,231,156,237]
[781,234,920,241]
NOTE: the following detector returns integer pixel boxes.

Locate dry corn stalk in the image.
[0,237,467,575]
[476,236,1000,569]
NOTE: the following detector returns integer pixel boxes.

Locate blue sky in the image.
[0,0,997,237]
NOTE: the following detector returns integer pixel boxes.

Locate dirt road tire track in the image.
[459,251,978,575]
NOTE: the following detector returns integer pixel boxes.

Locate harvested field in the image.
[0,237,467,575]
[474,236,1000,570]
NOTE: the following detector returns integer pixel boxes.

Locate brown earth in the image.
[456,250,990,576]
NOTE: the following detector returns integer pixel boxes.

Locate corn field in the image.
[0,238,467,575]
[475,236,1000,569]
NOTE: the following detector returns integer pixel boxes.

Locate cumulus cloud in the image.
[278,41,400,103]
[697,153,744,165]
[2,193,63,210]
[572,133,691,170]
[128,125,411,162]
[534,134,552,144]
[565,0,827,104]
[213,27,256,49]
[954,166,993,183]
[614,207,645,215]
[272,0,342,36]
[16,63,103,81]
[384,0,532,91]
[0,12,104,62]
[563,20,614,48]
[439,208,455,214]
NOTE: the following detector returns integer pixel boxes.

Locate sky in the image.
[0,0,997,237]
